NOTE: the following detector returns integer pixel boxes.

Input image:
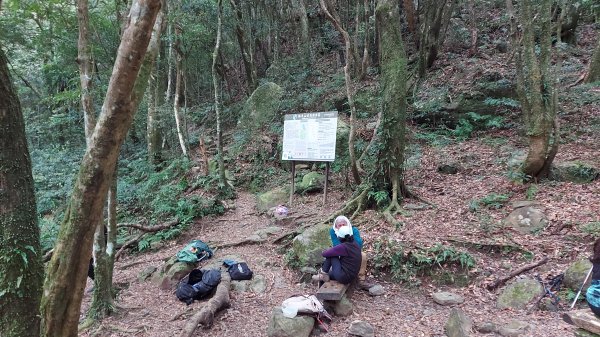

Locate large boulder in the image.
[444,308,472,337]
[242,82,284,127]
[336,119,350,156]
[295,172,325,194]
[497,277,544,309]
[267,307,314,337]
[291,224,331,267]
[564,259,593,292]
[503,202,548,234]
[256,187,289,213]
[550,161,599,184]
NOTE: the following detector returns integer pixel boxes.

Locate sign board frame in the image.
[281,111,338,205]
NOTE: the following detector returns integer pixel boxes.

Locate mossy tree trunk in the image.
[40,2,161,336]
[0,42,43,337]
[291,0,310,63]
[507,0,559,180]
[212,0,227,186]
[374,0,408,222]
[586,37,600,83]
[320,0,361,185]
[333,0,408,223]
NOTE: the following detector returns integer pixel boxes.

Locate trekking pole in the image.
[570,266,594,309]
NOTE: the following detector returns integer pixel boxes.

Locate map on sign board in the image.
[282,111,338,162]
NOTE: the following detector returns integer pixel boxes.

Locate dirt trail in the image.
[77,187,587,337]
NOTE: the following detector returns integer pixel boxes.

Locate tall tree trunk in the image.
[230,0,258,94]
[320,0,361,185]
[76,0,96,147]
[212,0,227,185]
[147,63,162,164]
[586,37,600,83]
[145,2,167,165]
[403,0,416,34]
[375,0,408,211]
[40,2,161,336]
[0,42,43,337]
[418,0,455,77]
[360,0,370,78]
[507,0,558,180]
[291,0,310,62]
[173,22,188,157]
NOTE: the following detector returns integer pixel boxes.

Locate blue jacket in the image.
[329,227,363,249]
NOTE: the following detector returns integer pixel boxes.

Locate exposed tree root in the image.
[271,223,312,244]
[325,185,371,223]
[212,237,266,249]
[115,233,144,261]
[487,256,549,291]
[180,271,231,337]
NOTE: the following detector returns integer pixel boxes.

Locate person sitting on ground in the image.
[329,215,372,289]
[587,238,600,316]
[313,225,362,285]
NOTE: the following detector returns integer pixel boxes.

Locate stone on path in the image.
[444,308,472,337]
[267,307,314,337]
[497,277,543,309]
[503,203,548,234]
[348,320,375,337]
[330,294,353,316]
[564,309,600,335]
[250,274,267,293]
[497,320,531,337]
[368,284,385,296]
[564,259,593,292]
[475,321,497,334]
[432,291,464,306]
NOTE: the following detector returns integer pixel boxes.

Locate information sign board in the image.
[281,111,338,162]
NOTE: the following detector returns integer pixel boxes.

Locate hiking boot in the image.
[312,272,330,283]
[356,279,376,291]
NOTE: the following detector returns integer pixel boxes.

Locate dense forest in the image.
[0,0,599,336]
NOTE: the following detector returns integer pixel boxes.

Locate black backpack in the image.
[176,269,221,305]
[228,262,253,280]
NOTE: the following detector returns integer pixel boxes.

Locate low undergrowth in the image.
[371,239,476,286]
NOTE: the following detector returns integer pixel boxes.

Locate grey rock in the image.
[255,226,283,239]
[256,187,290,213]
[295,172,325,194]
[300,266,317,274]
[444,308,472,337]
[267,307,315,337]
[575,328,600,337]
[348,320,375,337]
[497,320,531,337]
[330,295,353,316]
[250,274,267,293]
[497,277,544,309]
[503,206,548,234]
[550,161,599,183]
[291,224,331,267]
[230,280,248,292]
[564,259,593,292]
[475,322,497,334]
[138,266,157,282]
[432,291,465,306]
[368,284,385,296]
[438,164,459,174]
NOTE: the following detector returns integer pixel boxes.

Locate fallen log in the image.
[486,256,549,291]
[180,271,231,337]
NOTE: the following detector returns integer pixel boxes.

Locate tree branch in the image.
[486,256,549,291]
